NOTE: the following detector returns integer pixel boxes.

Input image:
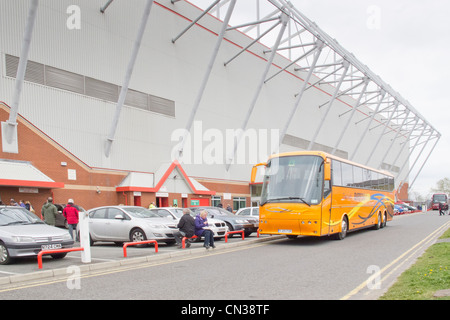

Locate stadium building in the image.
[0,0,440,211]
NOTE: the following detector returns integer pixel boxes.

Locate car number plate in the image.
[41,244,62,250]
[278,229,292,234]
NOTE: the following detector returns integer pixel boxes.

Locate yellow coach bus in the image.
[251,151,395,240]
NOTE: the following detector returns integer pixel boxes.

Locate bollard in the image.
[123,240,158,257]
[38,247,84,269]
[224,230,245,243]
[78,210,91,263]
[181,235,198,248]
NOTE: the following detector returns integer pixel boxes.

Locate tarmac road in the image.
[0,211,448,301]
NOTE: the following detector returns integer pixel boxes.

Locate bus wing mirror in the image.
[251,163,267,183]
[324,160,331,181]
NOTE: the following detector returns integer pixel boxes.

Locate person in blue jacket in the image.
[195,210,215,249]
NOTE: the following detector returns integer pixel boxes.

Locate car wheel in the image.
[226,223,234,238]
[130,228,146,242]
[0,241,13,265]
[51,253,67,259]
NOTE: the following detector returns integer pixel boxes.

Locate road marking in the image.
[340,220,450,300]
[0,270,18,275]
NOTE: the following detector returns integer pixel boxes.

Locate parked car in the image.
[0,206,74,265]
[191,206,258,237]
[394,205,404,215]
[86,206,178,246]
[150,207,228,239]
[235,207,259,220]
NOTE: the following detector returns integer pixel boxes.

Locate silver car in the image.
[87,206,178,245]
[151,207,228,239]
[0,206,74,265]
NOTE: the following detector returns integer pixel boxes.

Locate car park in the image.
[86,206,179,246]
[191,206,258,237]
[150,207,228,239]
[0,206,74,265]
[235,207,259,220]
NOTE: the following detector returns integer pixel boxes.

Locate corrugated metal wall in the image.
[0,0,409,183]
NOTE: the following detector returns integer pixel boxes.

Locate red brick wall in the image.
[0,103,252,211]
[0,103,127,210]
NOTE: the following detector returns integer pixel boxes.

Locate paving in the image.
[0,233,284,286]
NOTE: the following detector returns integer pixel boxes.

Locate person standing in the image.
[194,210,215,249]
[439,202,445,216]
[63,199,79,241]
[174,208,196,248]
[41,197,57,226]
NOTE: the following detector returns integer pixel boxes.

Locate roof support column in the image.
[178,0,237,159]
[171,0,220,43]
[388,117,419,172]
[225,12,289,170]
[364,101,399,166]
[279,40,324,146]
[331,77,370,155]
[395,124,428,189]
[349,90,386,161]
[2,0,39,154]
[378,110,410,170]
[408,134,440,191]
[307,61,350,150]
[105,0,154,157]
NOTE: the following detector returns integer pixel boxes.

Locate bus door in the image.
[321,159,332,236]
[321,179,332,236]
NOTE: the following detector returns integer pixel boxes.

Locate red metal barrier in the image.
[123,240,158,257]
[38,247,84,269]
[182,235,198,249]
[225,230,245,243]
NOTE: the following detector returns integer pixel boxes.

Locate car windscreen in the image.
[0,207,44,226]
[199,207,233,216]
[124,207,161,218]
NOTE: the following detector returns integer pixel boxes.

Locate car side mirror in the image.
[115,215,124,220]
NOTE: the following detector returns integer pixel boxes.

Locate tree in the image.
[430,177,450,194]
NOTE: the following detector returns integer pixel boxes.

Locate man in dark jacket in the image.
[41,197,57,226]
[174,208,196,248]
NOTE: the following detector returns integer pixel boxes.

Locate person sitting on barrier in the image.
[195,210,215,250]
[174,208,196,248]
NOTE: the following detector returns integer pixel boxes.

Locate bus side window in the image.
[324,180,331,198]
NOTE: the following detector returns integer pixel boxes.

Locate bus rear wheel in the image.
[372,212,382,230]
[334,217,348,240]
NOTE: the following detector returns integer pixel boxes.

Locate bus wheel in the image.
[334,217,348,240]
[381,212,387,228]
[372,212,382,230]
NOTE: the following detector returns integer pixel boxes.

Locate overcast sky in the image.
[188,0,450,199]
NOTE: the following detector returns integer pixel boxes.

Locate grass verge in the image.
[379,227,450,300]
